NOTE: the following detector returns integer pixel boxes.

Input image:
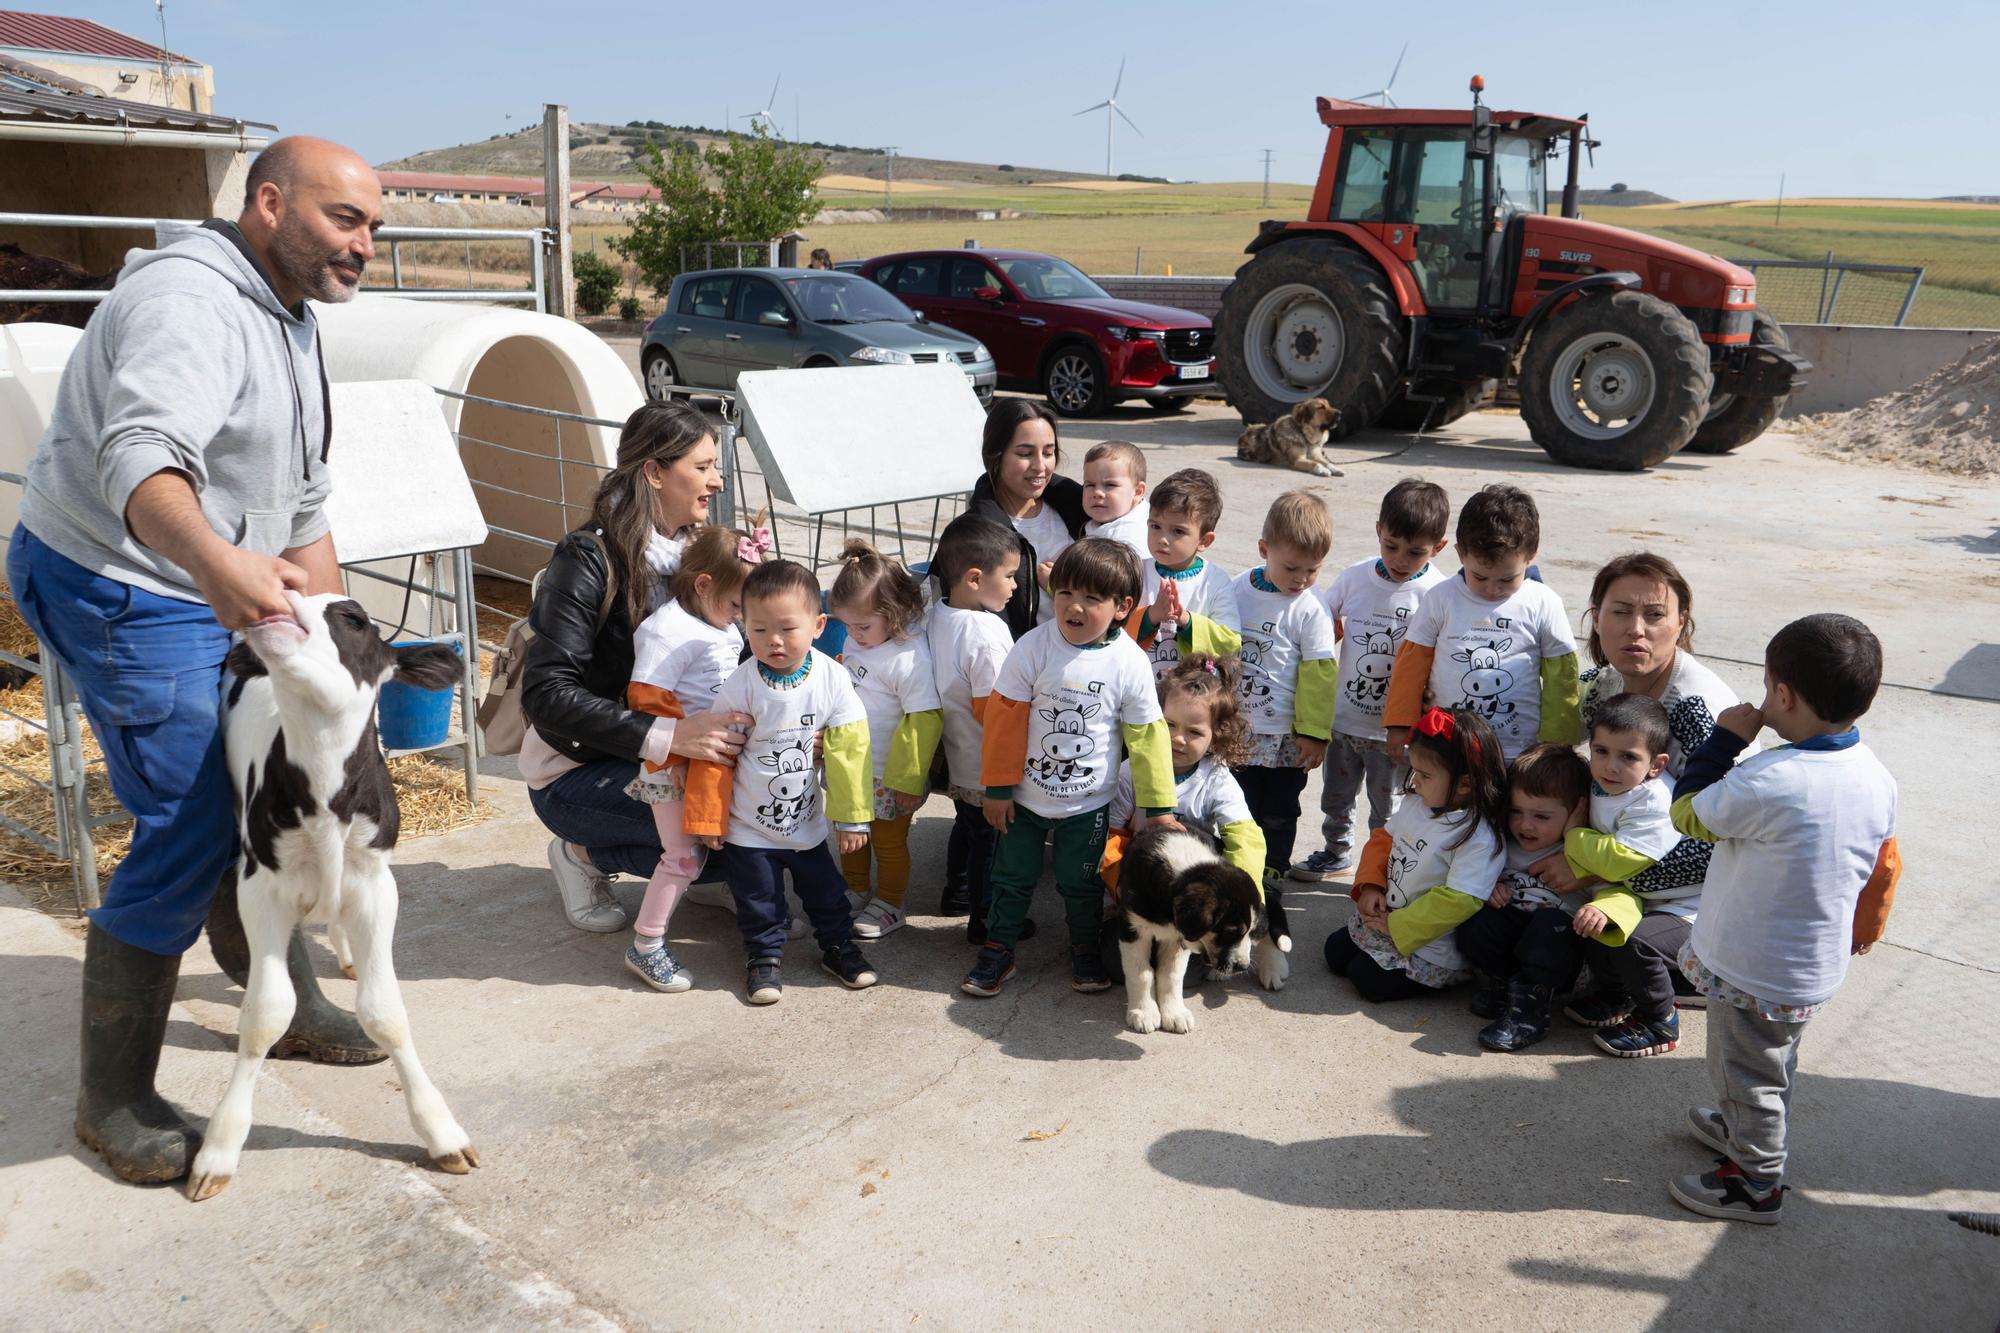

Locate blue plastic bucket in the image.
[813,590,848,657]
[377,639,459,750]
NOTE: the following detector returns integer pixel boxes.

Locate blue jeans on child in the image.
[718,842,856,958]
[6,526,235,956]
[1317,732,1400,859]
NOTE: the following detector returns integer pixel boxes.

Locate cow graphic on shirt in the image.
[1385,836,1428,908]
[1450,635,1519,731]
[755,739,817,832]
[1238,636,1275,719]
[1343,623,1405,711]
[1029,700,1101,786]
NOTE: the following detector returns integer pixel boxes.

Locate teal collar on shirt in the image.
[1250,566,1278,593]
[757,656,813,688]
[1157,556,1204,582]
[1376,559,1431,582]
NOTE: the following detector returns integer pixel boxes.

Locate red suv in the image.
[858,249,1217,416]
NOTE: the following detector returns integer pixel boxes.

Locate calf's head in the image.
[230,592,461,721]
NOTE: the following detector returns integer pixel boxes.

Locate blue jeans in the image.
[526,756,725,884]
[718,842,854,959]
[7,526,235,956]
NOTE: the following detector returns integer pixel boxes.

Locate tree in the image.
[1609,182,1629,193]
[613,125,825,296]
[572,250,620,316]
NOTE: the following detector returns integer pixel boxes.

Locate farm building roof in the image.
[0,9,194,63]
[378,170,659,203]
[0,61,268,140]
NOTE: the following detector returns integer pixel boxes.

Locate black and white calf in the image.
[187,592,475,1202]
[1115,827,1290,1035]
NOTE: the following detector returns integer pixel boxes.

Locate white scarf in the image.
[644,528,685,578]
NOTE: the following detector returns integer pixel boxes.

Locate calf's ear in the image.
[393,643,462,691]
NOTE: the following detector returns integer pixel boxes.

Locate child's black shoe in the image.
[939,883,972,916]
[1070,947,1113,993]
[820,942,879,990]
[746,957,783,1005]
[961,944,1017,997]
[1478,979,1554,1053]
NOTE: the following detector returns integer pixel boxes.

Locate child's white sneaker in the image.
[852,900,905,939]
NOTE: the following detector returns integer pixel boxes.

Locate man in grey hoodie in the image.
[6,136,387,1186]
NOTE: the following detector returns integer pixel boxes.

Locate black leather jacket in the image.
[520,527,651,766]
[967,472,1087,640]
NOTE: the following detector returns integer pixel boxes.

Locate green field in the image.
[568,188,2000,328]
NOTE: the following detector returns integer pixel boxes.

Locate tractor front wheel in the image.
[1518,290,1712,471]
[1684,310,1793,455]
[1215,239,1405,434]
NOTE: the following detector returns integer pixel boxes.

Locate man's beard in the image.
[271,214,364,304]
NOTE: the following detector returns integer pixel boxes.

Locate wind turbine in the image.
[1349,43,1408,107]
[1074,58,1142,177]
[739,75,783,137]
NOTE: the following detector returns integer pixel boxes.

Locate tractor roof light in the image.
[1470,74,1486,92]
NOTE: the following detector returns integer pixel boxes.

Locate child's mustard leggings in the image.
[840,811,913,907]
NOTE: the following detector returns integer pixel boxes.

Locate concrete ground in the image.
[4,380,1998,1330]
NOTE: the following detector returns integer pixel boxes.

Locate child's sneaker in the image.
[1070,947,1113,993]
[852,900,905,940]
[625,941,693,993]
[820,942,879,990]
[745,957,783,1005]
[1668,1158,1784,1225]
[1288,847,1353,882]
[960,944,1017,997]
[1688,1105,1730,1154]
[1564,992,1635,1029]
[1469,976,1510,1020]
[1593,1010,1679,1058]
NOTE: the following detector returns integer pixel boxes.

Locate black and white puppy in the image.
[1116,826,1290,1034]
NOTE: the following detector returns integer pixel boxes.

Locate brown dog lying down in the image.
[1236,398,1343,477]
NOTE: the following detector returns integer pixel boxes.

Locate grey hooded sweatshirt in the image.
[18,220,333,603]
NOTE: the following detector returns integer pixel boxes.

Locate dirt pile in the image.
[1801,335,2000,476]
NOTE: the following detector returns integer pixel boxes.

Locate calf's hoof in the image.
[185,1169,231,1202]
[432,1145,481,1174]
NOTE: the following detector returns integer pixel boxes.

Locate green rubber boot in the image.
[74,924,201,1183]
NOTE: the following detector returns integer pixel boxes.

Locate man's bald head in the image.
[239,136,382,306]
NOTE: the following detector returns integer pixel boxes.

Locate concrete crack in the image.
[1878,938,2000,976]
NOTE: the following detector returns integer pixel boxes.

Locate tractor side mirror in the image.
[1469,103,1495,159]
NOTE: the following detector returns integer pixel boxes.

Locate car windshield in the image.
[992,256,1109,301]
[783,274,915,325]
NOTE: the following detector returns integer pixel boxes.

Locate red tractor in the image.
[1216,78,1809,470]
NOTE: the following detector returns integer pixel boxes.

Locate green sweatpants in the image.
[985,803,1110,951]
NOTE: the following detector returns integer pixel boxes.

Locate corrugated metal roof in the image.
[0,77,270,136]
[0,9,193,63]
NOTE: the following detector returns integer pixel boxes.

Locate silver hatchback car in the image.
[641,268,997,403]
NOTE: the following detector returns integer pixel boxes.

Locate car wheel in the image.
[1043,346,1109,417]
[642,349,686,402]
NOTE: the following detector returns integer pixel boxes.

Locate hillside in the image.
[380,122,1108,187]
[1577,188,1675,206]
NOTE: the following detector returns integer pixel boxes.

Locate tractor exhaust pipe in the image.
[1562,125,1582,219]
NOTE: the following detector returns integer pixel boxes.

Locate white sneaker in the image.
[852,900,905,940]
[547,839,627,932]
[685,879,806,938]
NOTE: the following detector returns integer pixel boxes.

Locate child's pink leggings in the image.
[636,791,706,939]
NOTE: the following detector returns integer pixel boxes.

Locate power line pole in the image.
[542,103,574,318]
[1775,171,1786,228]
[1261,148,1273,208]
[884,146,899,215]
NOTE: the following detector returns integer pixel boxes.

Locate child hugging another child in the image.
[684,560,881,1005]
[1454,741,1603,1050]
[1384,484,1580,766]
[1292,478,1450,883]
[622,523,760,993]
[966,539,1176,998]
[1326,707,1508,1001]
[1135,468,1241,678]
[830,541,943,941]
[1080,441,1152,566]
[1664,614,1899,1225]
[1231,491,1339,918]
[1097,654,1286,992]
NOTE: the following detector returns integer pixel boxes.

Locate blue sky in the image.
[67,0,2000,198]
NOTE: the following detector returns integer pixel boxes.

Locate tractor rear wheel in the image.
[1216,239,1405,435]
[1376,377,1495,432]
[1684,310,1792,454]
[1518,290,1712,471]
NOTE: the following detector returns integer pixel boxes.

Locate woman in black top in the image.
[964,398,1086,639]
[521,402,753,930]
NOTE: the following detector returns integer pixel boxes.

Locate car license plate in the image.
[1180,363,1211,381]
